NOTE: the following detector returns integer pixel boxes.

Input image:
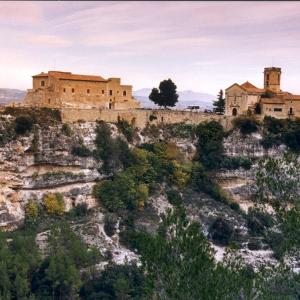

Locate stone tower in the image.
[264,67,281,93]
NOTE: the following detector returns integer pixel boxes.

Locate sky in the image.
[1,1,300,95]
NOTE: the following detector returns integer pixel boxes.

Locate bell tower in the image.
[264,67,281,93]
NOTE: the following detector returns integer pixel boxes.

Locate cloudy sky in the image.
[1,1,300,95]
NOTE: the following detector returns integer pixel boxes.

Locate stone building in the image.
[225,67,300,118]
[23,71,140,110]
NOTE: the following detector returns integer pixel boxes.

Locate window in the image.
[87,89,90,94]
[109,90,113,96]
[266,74,269,80]
[289,107,293,115]
[63,88,66,93]
[72,88,75,93]
[266,80,269,86]
[274,108,282,112]
[123,91,126,96]
[102,90,105,94]
[41,81,45,87]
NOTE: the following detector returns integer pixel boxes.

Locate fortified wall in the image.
[60,108,234,130]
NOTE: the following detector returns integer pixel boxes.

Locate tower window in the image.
[72,88,75,93]
[266,74,269,80]
[123,91,126,96]
[41,81,45,87]
[63,88,66,93]
[109,90,113,96]
[87,89,90,94]
[102,90,105,94]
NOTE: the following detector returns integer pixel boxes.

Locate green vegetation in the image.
[80,263,146,300]
[116,119,136,143]
[43,192,65,215]
[195,121,252,170]
[61,123,73,136]
[261,116,300,152]
[149,79,179,108]
[255,154,300,259]
[94,121,133,174]
[232,116,260,135]
[94,142,191,212]
[14,115,34,134]
[213,89,225,115]
[0,121,15,146]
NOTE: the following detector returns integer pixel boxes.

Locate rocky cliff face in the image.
[0,120,108,229]
[0,115,292,268]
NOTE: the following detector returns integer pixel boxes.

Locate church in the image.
[225,67,300,118]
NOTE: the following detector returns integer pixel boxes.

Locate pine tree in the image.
[213,89,225,115]
[149,79,179,108]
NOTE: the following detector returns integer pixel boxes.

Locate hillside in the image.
[0,88,26,104]
[133,88,215,109]
[0,108,299,298]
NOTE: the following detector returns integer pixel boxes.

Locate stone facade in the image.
[225,67,300,118]
[23,71,140,110]
[60,108,234,130]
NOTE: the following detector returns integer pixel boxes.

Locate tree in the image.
[149,79,179,108]
[213,89,225,115]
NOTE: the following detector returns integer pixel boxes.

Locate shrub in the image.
[190,163,231,205]
[71,144,91,157]
[25,200,39,221]
[166,190,182,206]
[233,116,259,135]
[195,121,225,169]
[104,213,118,237]
[68,203,89,218]
[14,115,34,134]
[246,207,273,235]
[117,119,136,143]
[209,217,234,246]
[220,156,252,170]
[94,121,133,173]
[229,202,240,211]
[61,123,72,136]
[43,192,65,215]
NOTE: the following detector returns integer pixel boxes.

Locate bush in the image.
[94,121,134,173]
[195,121,225,169]
[104,213,118,237]
[25,200,39,221]
[209,217,234,246]
[117,119,136,143]
[190,163,231,205]
[166,190,182,206]
[71,144,91,157]
[246,208,273,235]
[14,115,34,134]
[61,123,72,136]
[43,192,65,215]
[220,156,252,170]
[233,116,259,135]
[68,203,89,218]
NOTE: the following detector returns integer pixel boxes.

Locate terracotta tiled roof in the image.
[240,81,264,93]
[283,93,300,100]
[261,98,285,104]
[33,71,106,82]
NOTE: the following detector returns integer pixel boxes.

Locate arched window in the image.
[232,108,237,116]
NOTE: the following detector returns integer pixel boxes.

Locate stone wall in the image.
[60,108,234,130]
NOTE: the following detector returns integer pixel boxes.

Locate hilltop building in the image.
[23,71,140,109]
[225,67,300,118]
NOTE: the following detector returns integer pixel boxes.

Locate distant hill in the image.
[0,89,26,105]
[133,88,215,110]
